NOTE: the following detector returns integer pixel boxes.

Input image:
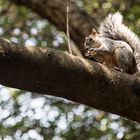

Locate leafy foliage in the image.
[0,0,140,139]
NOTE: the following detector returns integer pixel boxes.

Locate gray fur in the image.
[99,12,140,70]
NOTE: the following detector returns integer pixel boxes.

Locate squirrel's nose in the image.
[84,46,90,51]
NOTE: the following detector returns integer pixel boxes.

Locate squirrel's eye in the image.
[88,38,93,42]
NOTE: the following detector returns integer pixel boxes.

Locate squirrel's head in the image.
[84,28,101,51]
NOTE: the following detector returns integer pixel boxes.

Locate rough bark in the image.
[0,38,140,123]
[10,0,98,49]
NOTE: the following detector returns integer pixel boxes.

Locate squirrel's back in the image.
[99,12,140,70]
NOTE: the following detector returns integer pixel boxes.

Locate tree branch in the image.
[0,38,140,123]
[9,0,98,49]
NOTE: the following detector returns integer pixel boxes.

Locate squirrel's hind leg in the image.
[114,47,135,74]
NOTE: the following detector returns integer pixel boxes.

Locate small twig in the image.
[66,0,72,54]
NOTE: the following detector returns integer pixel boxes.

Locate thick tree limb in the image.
[10,0,97,49]
[0,38,140,123]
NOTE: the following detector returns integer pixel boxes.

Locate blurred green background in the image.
[0,0,140,139]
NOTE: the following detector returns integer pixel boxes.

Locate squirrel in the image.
[84,12,140,74]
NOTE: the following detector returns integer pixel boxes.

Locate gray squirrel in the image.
[84,12,140,74]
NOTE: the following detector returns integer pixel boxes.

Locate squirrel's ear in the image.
[92,28,97,35]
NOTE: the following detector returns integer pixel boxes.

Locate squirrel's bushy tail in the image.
[99,12,140,69]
